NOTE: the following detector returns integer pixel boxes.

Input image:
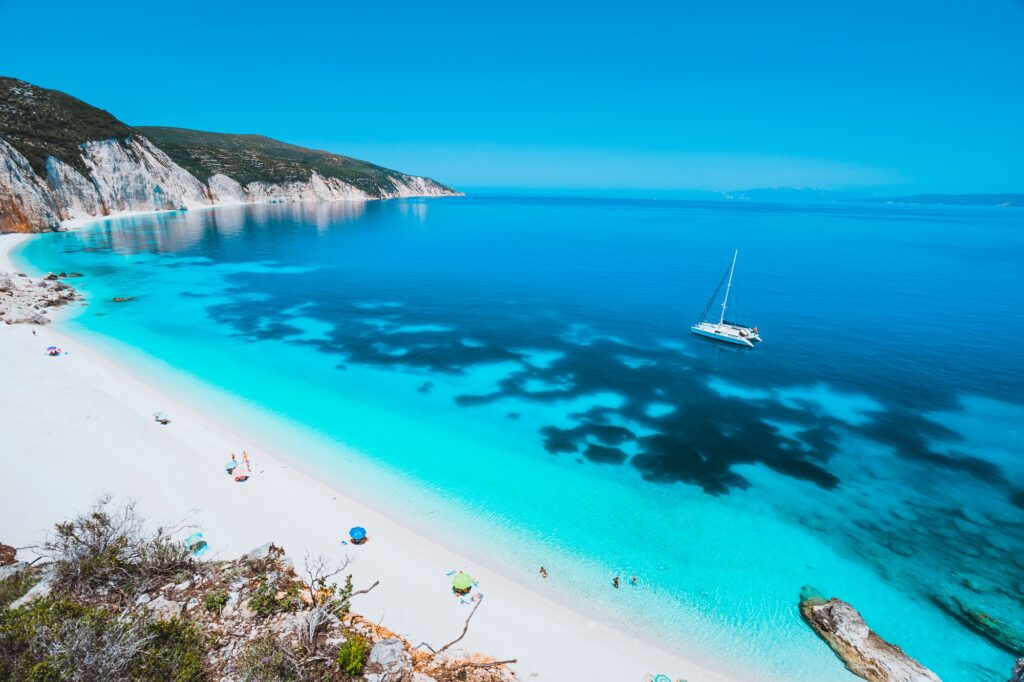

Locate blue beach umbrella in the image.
[225,460,239,472]
[349,526,367,541]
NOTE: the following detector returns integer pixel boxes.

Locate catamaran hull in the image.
[690,325,755,347]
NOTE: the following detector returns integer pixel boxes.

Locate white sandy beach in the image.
[0,231,742,682]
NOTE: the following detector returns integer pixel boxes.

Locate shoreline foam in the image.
[0,230,745,682]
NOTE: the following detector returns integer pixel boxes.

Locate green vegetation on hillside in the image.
[0,77,132,178]
[137,126,452,197]
[0,76,455,198]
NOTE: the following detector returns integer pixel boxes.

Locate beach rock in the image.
[1009,658,1024,682]
[111,296,135,303]
[1,302,48,324]
[10,566,56,608]
[799,587,940,682]
[0,273,12,292]
[43,272,57,280]
[364,638,413,682]
[930,594,1024,655]
[0,543,16,565]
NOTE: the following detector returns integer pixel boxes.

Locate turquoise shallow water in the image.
[15,197,1024,681]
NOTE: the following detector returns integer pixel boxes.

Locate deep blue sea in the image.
[16,196,1024,681]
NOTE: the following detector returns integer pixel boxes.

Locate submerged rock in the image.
[1009,658,1024,682]
[931,594,1024,656]
[799,587,939,682]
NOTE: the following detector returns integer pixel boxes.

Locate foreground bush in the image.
[237,633,300,681]
[0,596,206,681]
[41,495,192,599]
[336,634,371,676]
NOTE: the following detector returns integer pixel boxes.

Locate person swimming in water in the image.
[612,576,620,589]
[539,566,548,578]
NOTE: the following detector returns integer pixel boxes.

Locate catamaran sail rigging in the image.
[690,250,762,348]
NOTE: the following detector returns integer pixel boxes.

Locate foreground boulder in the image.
[365,637,414,682]
[1010,658,1024,682]
[799,587,939,682]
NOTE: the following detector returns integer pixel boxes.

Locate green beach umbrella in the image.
[452,572,473,592]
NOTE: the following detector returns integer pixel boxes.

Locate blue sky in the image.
[1,0,1022,194]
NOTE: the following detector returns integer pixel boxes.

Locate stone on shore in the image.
[1009,658,1024,682]
[0,267,80,323]
[799,586,940,682]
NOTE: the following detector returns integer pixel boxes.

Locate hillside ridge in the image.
[0,77,459,233]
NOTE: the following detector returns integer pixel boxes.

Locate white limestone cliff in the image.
[80,137,212,214]
[0,134,459,233]
[0,139,61,233]
[46,156,103,220]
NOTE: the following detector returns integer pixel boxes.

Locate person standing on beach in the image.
[242,451,251,472]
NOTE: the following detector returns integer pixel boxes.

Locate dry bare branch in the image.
[436,596,482,655]
[351,579,379,597]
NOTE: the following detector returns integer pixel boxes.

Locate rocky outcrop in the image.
[799,587,939,682]
[0,269,81,324]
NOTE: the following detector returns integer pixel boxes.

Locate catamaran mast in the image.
[719,249,738,324]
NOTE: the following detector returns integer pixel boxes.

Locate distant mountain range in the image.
[0,77,458,233]
[721,187,1023,207]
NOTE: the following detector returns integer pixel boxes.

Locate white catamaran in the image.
[690,249,762,348]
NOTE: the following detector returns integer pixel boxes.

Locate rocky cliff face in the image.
[0,139,60,233]
[0,133,458,233]
[0,77,460,233]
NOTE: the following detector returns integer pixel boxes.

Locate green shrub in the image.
[203,589,229,614]
[238,634,299,681]
[42,497,192,597]
[0,597,137,680]
[0,597,206,682]
[131,618,206,681]
[248,578,300,618]
[336,634,371,676]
